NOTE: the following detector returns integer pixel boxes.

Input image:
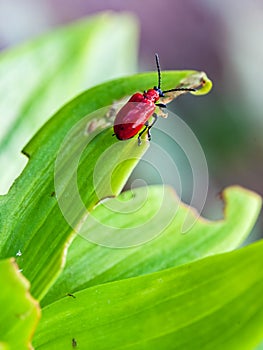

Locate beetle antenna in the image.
[162,87,196,93]
[155,53,161,89]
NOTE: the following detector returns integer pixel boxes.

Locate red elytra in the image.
[113,54,195,144]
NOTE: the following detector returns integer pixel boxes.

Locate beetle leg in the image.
[146,113,158,141]
[138,113,159,145]
[155,103,167,109]
[147,128,151,141]
[138,122,149,145]
[148,113,158,130]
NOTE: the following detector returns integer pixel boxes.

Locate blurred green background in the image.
[0,0,262,237]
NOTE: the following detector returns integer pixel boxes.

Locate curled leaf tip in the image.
[187,71,213,96]
[161,71,212,104]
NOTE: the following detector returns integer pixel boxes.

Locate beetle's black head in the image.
[153,86,164,97]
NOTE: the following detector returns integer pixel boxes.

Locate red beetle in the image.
[113,54,195,144]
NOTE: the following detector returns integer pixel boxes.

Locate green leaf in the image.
[34,239,263,350]
[0,12,138,193]
[42,185,261,306]
[0,70,210,301]
[0,258,40,350]
[256,341,263,350]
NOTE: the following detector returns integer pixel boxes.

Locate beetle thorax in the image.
[143,89,160,103]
